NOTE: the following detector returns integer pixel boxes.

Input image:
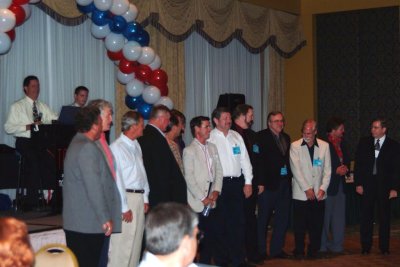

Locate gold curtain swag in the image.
[40,0,305,57]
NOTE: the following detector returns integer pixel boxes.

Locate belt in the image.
[126,189,145,194]
[223,176,241,180]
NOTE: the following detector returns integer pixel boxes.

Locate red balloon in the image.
[107,49,123,61]
[5,29,15,42]
[135,65,152,83]
[12,0,29,5]
[157,84,169,96]
[119,58,135,74]
[9,4,26,26]
[150,69,168,85]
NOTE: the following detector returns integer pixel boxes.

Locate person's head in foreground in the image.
[0,217,34,267]
[143,202,199,267]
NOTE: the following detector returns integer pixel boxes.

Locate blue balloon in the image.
[125,95,144,110]
[137,102,153,120]
[123,22,143,39]
[136,30,150,46]
[109,16,127,33]
[77,3,96,14]
[92,10,110,26]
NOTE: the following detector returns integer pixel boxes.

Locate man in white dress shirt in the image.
[4,75,58,209]
[289,119,331,259]
[109,111,150,267]
[139,202,199,267]
[208,107,253,267]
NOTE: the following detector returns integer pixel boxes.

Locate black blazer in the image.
[138,124,187,207]
[256,128,292,191]
[354,136,400,192]
[326,139,350,196]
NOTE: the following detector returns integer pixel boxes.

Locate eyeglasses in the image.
[270,120,284,123]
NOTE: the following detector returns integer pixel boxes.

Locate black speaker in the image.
[217,93,245,112]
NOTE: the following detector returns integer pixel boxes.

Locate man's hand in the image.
[317,189,325,201]
[243,184,252,198]
[356,185,363,195]
[102,221,113,236]
[305,188,316,200]
[122,210,133,223]
[144,203,149,213]
[336,165,348,176]
[258,185,265,195]
[202,197,213,206]
[389,190,398,199]
[209,191,220,202]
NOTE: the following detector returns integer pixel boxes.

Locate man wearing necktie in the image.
[4,75,58,210]
[354,118,400,255]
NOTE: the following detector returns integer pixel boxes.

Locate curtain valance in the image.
[39,0,305,57]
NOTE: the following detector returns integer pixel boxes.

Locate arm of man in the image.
[318,143,331,201]
[78,143,113,231]
[238,134,253,198]
[290,142,313,195]
[183,147,208,203]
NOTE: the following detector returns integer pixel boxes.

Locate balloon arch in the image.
[0,0,173,118]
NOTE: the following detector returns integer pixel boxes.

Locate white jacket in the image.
[289,138,331,201]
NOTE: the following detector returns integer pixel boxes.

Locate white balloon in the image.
[125,79,144,97]
[117,70,135,84]
[138,47,155,65]
[93,0,112,11]
[21,4,31,21]
[121,4,138,23]
[91,23,110,39]
[104,32,125,52]
[155,96,173,110]
[0,32,11,54]
[148,55,161,70]
[122,41,142,61]
[110,0,129,16]
[29,0,41,4]
[0,9,16,32]
[142,86,161,104]
[76,0,93,6]
[0,0,11,9]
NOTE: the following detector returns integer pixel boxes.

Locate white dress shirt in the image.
[111,134,150,212]
[374,135,386,158]
[4,96,58,138]
[138,252,198,267]
[208,128,253,185]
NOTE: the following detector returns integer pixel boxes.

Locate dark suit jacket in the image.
[256,128,292,191]
[326,139,350,196]
[63,133,122,234]
[354,136,400,192]
[138,124,187,207]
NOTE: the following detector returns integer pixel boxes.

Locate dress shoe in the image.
[247,255,264,265]
[272,251,291,259]
[293,253,305,260]
[237,262,256,267]
[307,251,327,259]
[361,249,370,255]
[381,251,390,255]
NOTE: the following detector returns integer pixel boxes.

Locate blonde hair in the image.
[0,217,34,267]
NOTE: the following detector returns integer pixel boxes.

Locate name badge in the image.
[253,144,260,154]
[313,158,322,167]
[233,146,241,155]
[280,165,288,175]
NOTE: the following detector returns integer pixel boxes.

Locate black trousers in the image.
[360,176,392,252]
[16,137,56,205]
[214,177,246,267]
[293,199,325,255]
[198,209,218,264]
[65,230,106,267]
[244,184,259,260]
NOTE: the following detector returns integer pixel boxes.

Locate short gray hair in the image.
[121,111,143,132]
[87,99,113,115]
[145,202,198,255]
